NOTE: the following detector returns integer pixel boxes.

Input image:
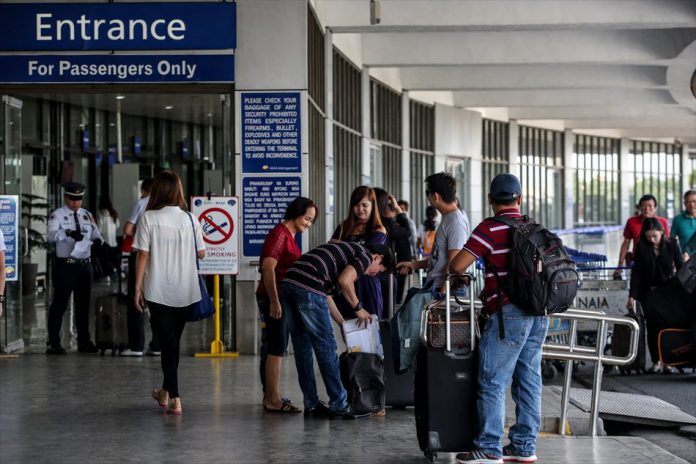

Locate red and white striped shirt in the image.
[462,208,524,313]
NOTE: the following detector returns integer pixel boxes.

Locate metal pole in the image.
[589,319,608,436]
[559,319,577,435]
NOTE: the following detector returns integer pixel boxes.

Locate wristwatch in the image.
[353,301,363,314]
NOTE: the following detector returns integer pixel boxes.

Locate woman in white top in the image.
[133,170,205,416]
[97,196,121,279]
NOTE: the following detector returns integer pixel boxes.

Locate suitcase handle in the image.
[446,273,476,353]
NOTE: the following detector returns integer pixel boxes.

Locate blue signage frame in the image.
[0,54,234,84]
[0,196,20,282]
[241,92,301,173]
[242,176,302,256]
[0,2,236,51]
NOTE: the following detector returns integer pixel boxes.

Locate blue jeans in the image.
[475,304,549,458]
[280,282,348,412]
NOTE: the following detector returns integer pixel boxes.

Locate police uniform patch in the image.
[83,215,88,221]
[63,216,68,220]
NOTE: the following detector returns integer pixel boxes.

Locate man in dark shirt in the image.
[281,241,393,419]
[450,174,548,464]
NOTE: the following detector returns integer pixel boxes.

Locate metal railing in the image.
[542,308,640,436]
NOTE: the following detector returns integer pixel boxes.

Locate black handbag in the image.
[675,261,696,293]
[186,213,215,322]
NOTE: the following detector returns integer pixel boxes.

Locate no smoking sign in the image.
[191,196,239,275]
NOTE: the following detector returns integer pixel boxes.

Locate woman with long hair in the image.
[97,196,120,279]
[257,197,317,413]
[331,186,387,318]
[627,217,683,373]
[373,188,412,305]
[133,170,205,415]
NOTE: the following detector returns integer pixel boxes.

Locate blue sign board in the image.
[81,129,90,151]
[0,196,19,282]
[0,2,236,51]
[132,136,142,155]
[241,92,301,173]
[242,177,302,256]
[0,54,234,84]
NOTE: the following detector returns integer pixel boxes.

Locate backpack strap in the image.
[486,214,526,340]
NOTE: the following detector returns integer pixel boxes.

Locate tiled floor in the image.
[0,354,687,463]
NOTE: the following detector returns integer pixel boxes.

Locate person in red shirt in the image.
[614,194,670,279]
[256,197,317,413]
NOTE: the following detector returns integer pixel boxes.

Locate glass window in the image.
[574,135,620,226]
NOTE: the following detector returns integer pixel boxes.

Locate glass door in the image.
[1,95,23,352]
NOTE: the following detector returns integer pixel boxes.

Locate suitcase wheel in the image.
[424,450,437,462]
[542,362,558,381]
[100,349,105,356]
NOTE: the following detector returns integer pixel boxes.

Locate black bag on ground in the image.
[612,309,646,375]
[658,329,696,366]
[415,275,478,461]
[339,351,385,414]
[490,216,578,316]
[95,293,129,356]
[380,320,414,408]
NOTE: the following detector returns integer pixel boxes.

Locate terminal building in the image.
[0,0,694,357]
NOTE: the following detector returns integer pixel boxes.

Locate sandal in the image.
[168,398,182,416]
[151,389,168,409]
[264,401,301,413]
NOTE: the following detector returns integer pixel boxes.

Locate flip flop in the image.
[264,401,301,413]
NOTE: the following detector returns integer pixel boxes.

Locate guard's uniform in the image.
[47,189,103,352]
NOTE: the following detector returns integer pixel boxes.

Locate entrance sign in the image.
[242,177,301,256]
[0,54,234,84]
[191,197,239,275]
[241,92,301,173]
[0,196,19,281]
[0,3,236,51]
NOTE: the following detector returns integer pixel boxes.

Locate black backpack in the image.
[490,215,578,316]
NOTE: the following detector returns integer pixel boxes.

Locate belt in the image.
[57,257,91,264]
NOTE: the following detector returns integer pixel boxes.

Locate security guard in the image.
[46,182,104,354]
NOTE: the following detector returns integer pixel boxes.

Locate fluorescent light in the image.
[165,105,174,110]
[115,95,125,100]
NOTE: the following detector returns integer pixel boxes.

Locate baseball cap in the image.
[489,173,522,202]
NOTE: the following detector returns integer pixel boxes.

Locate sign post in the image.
[190,196,239,359]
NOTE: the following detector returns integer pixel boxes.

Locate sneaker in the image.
[455,449,503,464]
[502,444,537,463]
[303,401,331,418]
[329,406,372,420]
[46,345,67,355]
[120,349,144,357]
[145,349,161,356]
[77,341,99,353]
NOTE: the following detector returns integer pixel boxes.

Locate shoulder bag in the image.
[186,213,215,322]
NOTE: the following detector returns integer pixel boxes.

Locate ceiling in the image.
[314,0,696,145]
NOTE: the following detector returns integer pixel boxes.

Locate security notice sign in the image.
[191,196,239,275]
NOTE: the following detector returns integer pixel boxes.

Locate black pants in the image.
[148,301,188,398]
[48,260,92,347]
[127,253,160,352]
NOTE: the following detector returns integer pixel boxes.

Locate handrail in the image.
[541,308,640,437]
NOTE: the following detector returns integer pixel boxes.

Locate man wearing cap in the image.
[449,173,548,464]
[46,182,104,354]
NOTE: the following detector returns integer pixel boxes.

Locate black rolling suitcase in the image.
[381,320,414,408]
[612,303,646,374]
[95,271,128,356]
[415,274,478,462]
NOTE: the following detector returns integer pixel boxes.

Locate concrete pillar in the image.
[401,91,410,201]
[563,129,576,229]
[325,29,335,241]
[619,138,633,225]
[234,0,308,354]
[681,143,691,194]
[361,66,372,185]
[508,120,520,178]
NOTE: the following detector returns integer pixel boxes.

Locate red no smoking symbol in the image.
[199,207,234,245]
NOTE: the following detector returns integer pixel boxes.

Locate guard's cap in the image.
[489,173,522,202]
[63,182,85,199]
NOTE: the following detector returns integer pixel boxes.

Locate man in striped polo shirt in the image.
[280,241,394,419]
[450,174,548,464]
